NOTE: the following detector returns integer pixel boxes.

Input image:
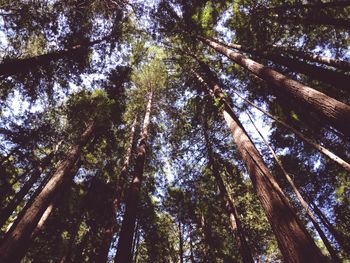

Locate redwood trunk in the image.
[0,169,42,228]
[199,36,350,135]
[193,65,325,262]
[231,89,350,172]
[247,111,341,262]
[274,46,350,72]
[218,39,350,90]
[308,198,350,254]
[98,119,137,262]
[0,152,54,228]
[202,120,254,263]
[115,93,153,263]
[0,122,95,262]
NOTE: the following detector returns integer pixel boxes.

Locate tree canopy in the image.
[0,0,349,262]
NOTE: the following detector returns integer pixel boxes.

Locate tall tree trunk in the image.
[271,46,350,72]
[230,89,350,172]
[307,197,350,254]
[0,150,56,228]
[0,36,109,79]
[198,36,350,135]
[98,119,137,263]
[31,161,81,241]
[193,64,325,262]
[217,39,350,91]
[0,121,95,262]
[246,111,341,262]
[201,119,254,263]
[115,93,153,263]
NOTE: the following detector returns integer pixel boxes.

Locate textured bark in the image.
[0,37,109,79]
[247,111,341,262]
[220,40,350,91]
[193,64,325,262]
[231,89,350,172]
[202,120,254,263]
[199,36,350,135]
[0,122,95,262]
[115,93,153,263]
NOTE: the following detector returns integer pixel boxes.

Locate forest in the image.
[0,0,349,262]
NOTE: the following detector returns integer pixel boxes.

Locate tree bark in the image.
[231,89,350,172]
[193,64,325,263]
[198,36,350,135]
[218,39,350,91]
[0,121,95,262]
[246,111,341,262]
[201,119,254,263]
[115,93,153,263]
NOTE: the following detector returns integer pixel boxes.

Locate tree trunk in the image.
[231,89,350,172]
[198,36,350,135]
[193,64,325,262]
[216,38,350,91]
[31,161,81,241]
[201,119,254,263]
[98,119,137,263]
[307,197,350,255]
[272,46,350,72]
[0,150,56,228]
[0,121,95,262]
[246,111,341,262]
[115,93,153,263]
[0,36,109,79]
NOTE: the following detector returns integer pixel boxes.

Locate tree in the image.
[115,57,168,262]
[193,60,325,262]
